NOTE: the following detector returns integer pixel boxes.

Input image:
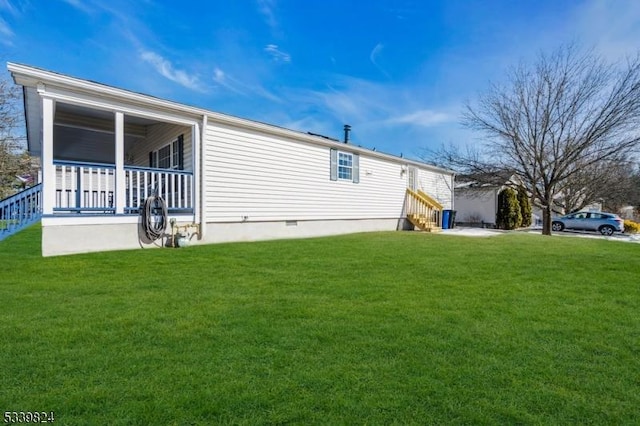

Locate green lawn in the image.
[1,226,639,424]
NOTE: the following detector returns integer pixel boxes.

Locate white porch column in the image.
[192,121,201,227]
[115,112,125,214]
[199,115,208,239]
[41,97,55,215]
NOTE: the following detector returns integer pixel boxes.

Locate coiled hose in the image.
[141,194,167,241]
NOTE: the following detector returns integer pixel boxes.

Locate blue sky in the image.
[1,0,640,160]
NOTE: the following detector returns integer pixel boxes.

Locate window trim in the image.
[338,151,353,181]
[330,148,359,183]
[149,134,184,170]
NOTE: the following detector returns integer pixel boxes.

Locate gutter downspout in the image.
[199,114,208,240]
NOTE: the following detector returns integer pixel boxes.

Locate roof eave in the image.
[7,62,455,175]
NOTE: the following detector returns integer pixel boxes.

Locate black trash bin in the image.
[448,210,457,229]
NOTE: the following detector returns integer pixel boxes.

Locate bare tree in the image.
[436,45,640,235]
[0,73,32,199]
[557,158,637,213]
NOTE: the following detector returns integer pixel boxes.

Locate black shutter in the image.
[178,134,184,170]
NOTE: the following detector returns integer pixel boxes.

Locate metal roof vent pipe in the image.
[343,124,351,144]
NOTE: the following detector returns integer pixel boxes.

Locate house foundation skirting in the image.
[41,217,405,256]
[201,218,405,244]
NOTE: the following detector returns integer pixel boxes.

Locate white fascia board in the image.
[8,62,455,176]
[39,84,199,126]
[9,62,207,119]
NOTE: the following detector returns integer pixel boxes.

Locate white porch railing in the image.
[54,161,115,213]
[125,166,193,212]
[53,161,193,213]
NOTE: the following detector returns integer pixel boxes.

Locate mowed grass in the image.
[1,226,639,424]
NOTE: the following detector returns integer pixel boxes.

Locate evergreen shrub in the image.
[496,188,522,230]
[517,187,532,227]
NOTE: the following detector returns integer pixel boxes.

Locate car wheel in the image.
[552,222,564,232]
[599,225,615,236]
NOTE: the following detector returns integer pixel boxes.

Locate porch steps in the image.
[407,213,442,233]
[0,184,43,242]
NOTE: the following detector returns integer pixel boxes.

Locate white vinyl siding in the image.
[128,122,192,171]
[455,188,498,224]
[203,123,452,222]
[417,168,453,209]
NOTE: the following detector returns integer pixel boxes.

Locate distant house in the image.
[455,179,547,228]
[456,175,589,228]
[454,181,503,228]
[7,63,454,256]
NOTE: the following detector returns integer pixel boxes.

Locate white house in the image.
[455,179,549,228]
[8,63,454,256]
[454,182,502,227]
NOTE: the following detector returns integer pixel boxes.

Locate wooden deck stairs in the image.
[405,188,443,232]
[407,213,441,232]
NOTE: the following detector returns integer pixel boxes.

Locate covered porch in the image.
[24,88,199,217]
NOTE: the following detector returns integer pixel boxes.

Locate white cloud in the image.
[0,0,17,14]
[140,51,205,92]
[309,81,381,122]
[61,0,95,14]
[286,75,457,153]
[212,67,225,83]
[0,0,17,44]
[211,67,247,95]
[0,17,13,38]
[386,110,451,127]
[370,43,384,64]
[211,66,282,102]
[257,0,278,31]
[369,42,390,77]
[264,44,291,62]
[573,0,640,60]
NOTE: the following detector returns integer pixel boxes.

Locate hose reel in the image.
[141,194,167,241]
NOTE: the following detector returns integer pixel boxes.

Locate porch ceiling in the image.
[22,86,162,157]
[57,103,159,126]
[24,86,42,155]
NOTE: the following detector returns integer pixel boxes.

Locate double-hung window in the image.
[338,152,353,180]
[149,135,184,170]
[330,148,359,183]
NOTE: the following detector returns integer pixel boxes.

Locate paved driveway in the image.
[549,229,640,243]
[439,227,640,243]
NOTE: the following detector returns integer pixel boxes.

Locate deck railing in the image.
[53,161,193,213]
[54,161,116,213]
[0,183,42,241]
[405,188,442,230]
[125,166,193,212]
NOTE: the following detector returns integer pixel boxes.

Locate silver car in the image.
[551,211,625,236]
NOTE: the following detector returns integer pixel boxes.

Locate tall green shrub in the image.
[517,187,532,227]
[496,188,522,230]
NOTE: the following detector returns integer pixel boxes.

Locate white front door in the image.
[407,166,418,191]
